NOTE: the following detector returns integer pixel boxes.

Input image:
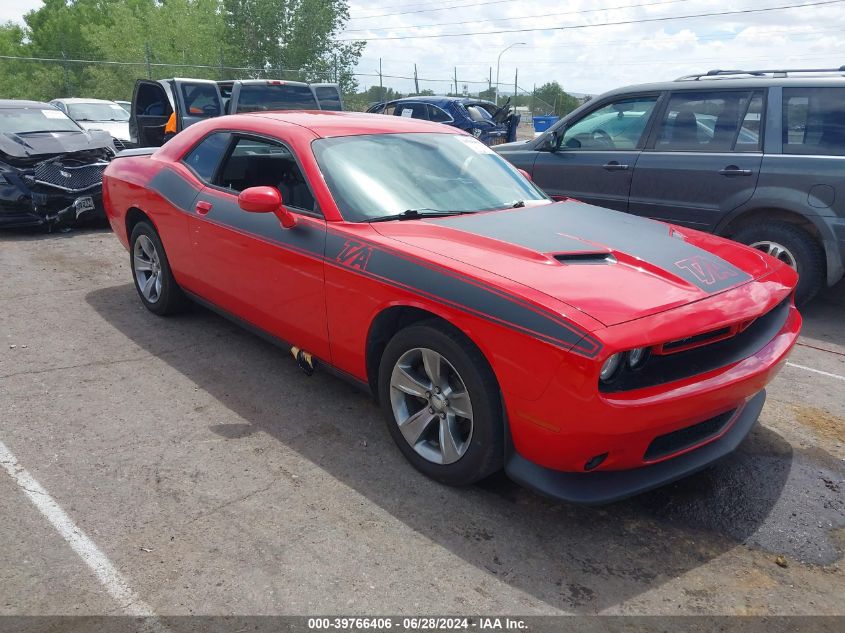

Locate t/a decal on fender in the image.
[336,240,374,270]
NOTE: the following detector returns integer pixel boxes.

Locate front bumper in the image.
[505,389,765,505]
[0,188,104,229]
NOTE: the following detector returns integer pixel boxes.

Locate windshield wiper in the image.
[368,208,470,223]
[511,200,525,208]
[15,129,78,135]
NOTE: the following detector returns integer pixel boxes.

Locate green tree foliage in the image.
[533,81,580,117]
[0,0,364,101]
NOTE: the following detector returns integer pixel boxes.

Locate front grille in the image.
[644,409,737,461]
[487,136,506,146]
[34,161,107,192]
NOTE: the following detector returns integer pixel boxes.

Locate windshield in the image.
[312,133,548,222]
[0,107,82,134]
[67,102,129,122]
[236,84,318,112]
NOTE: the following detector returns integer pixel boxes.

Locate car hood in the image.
[0,129,113,161]
[76,120,131,141]
[371,201,776,327]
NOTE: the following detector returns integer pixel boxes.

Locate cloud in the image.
[346,0,845,95]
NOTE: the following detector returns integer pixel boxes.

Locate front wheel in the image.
[732,221,825,306]
[378,322,504,486]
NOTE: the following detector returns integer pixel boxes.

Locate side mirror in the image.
[237,186,296,229]
[517,168,532,182]
[544,130,560,152]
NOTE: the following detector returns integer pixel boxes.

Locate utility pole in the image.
[514,68,518,105]
[378,58,384,102]
[144,42,152,79]
[454,67,458,96]
[488,67,492,95]
[333,54,338,83]
[531,83,536,115]
[61,50,69,96]
[414,63,419,94]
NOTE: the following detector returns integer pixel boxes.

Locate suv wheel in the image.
[378,322,504,486]
[130,221,188,315]
[732,221,825,305]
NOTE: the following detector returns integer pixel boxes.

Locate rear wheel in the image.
[378,322,504,486]
[732,221,825,306]
[129,221,188,315]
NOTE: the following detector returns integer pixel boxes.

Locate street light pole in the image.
[495,42,525,105]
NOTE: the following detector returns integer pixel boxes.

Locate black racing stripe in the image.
[430,204,752,294]
[149,168,202,214]
[325,231,603,357]
[146,168,602,358]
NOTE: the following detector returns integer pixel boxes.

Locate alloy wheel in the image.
[389,347,474,465]
[749,240,798,270]
[133,234,163,303]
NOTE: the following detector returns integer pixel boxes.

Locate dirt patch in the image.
[790,404,845,445]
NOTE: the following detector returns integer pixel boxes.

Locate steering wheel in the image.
[591,129,613,147]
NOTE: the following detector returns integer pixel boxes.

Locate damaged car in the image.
[366,96,520,146]
[0,100,113,230]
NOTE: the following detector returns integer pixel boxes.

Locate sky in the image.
[4,0,845,97]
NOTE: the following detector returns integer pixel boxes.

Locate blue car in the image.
[366,96,520,146]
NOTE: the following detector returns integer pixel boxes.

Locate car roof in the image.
[241,110,463,137]
[599,75,845,99]
[0,99,54,109]
[51,97,120,105]
[390,95,495,106]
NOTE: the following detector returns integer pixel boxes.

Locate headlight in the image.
[627,347,649,369]
[471,128,482,138]
[600,353,623,382]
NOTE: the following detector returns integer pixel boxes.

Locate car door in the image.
[530,94,660,210]
[185,132,330,360]
[628,89,764,230]
[173,79,222,131]
[130,80,173,147]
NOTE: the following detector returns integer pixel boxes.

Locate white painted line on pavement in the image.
[786,361,845,382]
[0,440,170,633]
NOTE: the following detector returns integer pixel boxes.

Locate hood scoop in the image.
[553,252,617,265]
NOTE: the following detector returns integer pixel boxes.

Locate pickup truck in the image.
[129,78,343,147]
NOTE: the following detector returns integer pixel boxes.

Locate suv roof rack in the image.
[675,66,845,81]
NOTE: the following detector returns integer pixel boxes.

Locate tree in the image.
[0,22,30,98]
[533,81,580,117]
[221,0,364,93]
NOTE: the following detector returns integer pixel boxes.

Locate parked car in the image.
[51,97,132,150]
[102,111,799,504]
[130,78,343,147]
[496,68,845,304]
[0,100,113,229]
[367,96,520,146]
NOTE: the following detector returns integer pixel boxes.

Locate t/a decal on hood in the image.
[428,202,751,293]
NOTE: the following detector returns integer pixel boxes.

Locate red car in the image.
[102,111,801,504]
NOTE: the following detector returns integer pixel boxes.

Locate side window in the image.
[561,96,657,150]
[783,87,845,156]
[655,91,754,152]
[734,93,764,152]
[182,132,232,182]
[396,103,429,119]
[216,136,317,213]
[382,104,397,116]
[428,105,453,123]
[180,83,220,118]
[314,86,343,111]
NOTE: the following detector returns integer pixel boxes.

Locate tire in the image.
[378,321,504,486]
[732,221,825,306]
[129,221,188,315]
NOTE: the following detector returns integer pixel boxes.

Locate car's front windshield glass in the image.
[0,107,82,134]
[312,132,548,222]
[67,102,130,122]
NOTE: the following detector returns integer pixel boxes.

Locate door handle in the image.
[718,166,753,176]
[603,161,629,171]
[195,200,213,216]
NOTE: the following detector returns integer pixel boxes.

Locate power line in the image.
[337,0,845,41]
[344,0,696,33]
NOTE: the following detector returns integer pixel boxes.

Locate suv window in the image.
[655,90,759,152]
[783,87,845,156]
[216,136,317,212]
[182,132,232,181]
[561,96,657,150]
[180,83,220,117]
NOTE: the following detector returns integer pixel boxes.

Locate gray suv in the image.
[497,68,845,304]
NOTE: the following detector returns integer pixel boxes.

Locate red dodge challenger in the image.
[103,111,801,504]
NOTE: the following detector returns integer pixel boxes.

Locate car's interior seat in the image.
[668,110,699,148]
